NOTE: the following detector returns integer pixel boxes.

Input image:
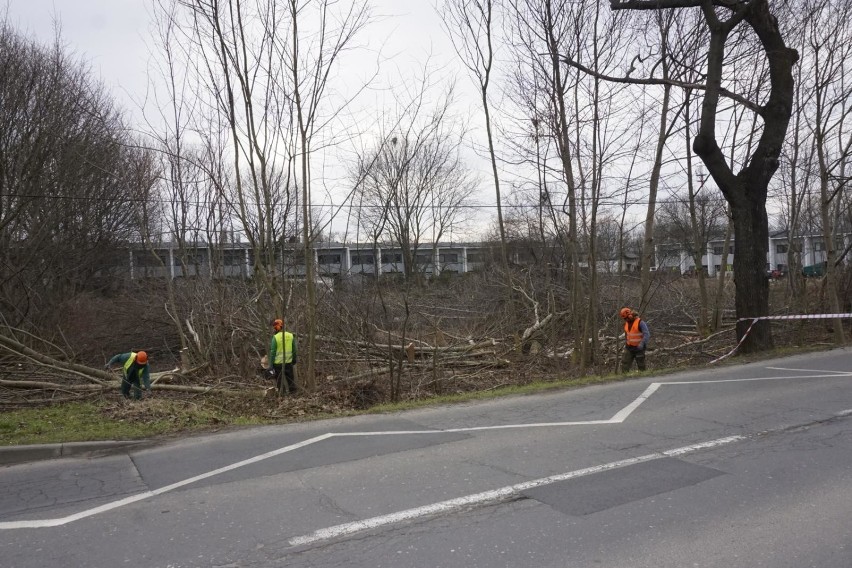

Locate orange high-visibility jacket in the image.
[624,318,645,348]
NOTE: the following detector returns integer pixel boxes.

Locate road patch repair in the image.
[286,436,743,547]
[521,457,725,517]
[1,366,850,533]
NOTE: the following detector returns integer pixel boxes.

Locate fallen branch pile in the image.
[0,331,249,407]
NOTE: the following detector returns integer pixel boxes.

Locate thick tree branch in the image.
[560,56,762,114]
[610,0,743,9]
[0,333,112,386]
[0,380,105,391]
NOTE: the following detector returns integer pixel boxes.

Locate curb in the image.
[0,440,148,466]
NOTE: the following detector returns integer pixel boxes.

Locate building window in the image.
[134,251,162,267]
[223,249,244,267]
[776,243,788,253]
[712,246,723,255]
[381,253,402,264]
[467,253,483,263]
[351,254,374,265]
[175,252,203,266]
[414,254,432,264]
[317,254,341,265]
[439,253,459,263]
[814,241,825,251]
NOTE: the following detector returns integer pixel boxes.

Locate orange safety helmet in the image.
[619,307,633,319]
[135,351,148,365]
[272,319,283,331]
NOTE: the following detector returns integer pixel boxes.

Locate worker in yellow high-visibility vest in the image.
[105,350,151,400]
[267,319,298,395]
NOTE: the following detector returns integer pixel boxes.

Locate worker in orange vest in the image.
[620,308,650,372]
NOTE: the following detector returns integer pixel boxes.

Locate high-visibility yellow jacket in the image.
[106,351,151,389]
[270,331,296,365]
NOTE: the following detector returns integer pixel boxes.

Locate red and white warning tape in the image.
[710,313,852,364]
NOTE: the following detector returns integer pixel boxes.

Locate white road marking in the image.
[766,366,852,375]
[287,435,745,547]
[665,372,852,385]
[609,383,661,423]
[1,368,849,530]
[0,434,334,530]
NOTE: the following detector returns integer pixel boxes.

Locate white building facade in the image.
[653,231,852,277]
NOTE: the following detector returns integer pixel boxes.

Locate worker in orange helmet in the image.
[266,319,298,396]
[619,308,650,373]
[105,350,151,400]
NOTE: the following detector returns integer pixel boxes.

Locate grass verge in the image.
[2,343,840,447]
[2,374,626,446]
[1,396,275,446]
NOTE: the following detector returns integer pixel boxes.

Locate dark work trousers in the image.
[121,371,142,400]
[621,346,646,372]
[271,363,283,391]
[274,363,297,395]
[283,363,297,395]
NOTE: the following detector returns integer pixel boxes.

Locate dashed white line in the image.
[1,367,848,530]
[287,435,745,547]
[665,372,852,385]
[765,366,852,375]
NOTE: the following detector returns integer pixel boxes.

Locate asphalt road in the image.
[1,348,850,567]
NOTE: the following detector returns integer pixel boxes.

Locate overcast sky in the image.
[5,1,153,112]
[4,0,494,240]
[4,0,461,124]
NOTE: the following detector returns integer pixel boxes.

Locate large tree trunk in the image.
[611,1,797,354]
[687,1,796,353]
[730,189,773,352]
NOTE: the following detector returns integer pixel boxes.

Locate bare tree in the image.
[163,0,372,389]
[657,181,727,330]
[0,21,150,329]
[630,10,711,314]
[610,0,798,354]
[682,97,710,332]
[797,0,852,343]
[441,0,510,280]
[277,0,372,390]
[353,91,477,282]
[506,0,589,362]
[507,0,644,367]
[168,0,298,310]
